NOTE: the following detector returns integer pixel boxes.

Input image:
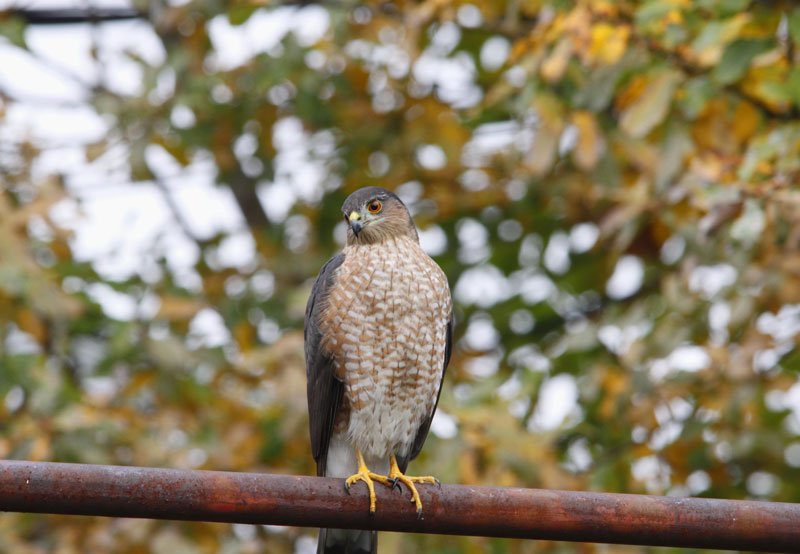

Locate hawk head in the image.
[341,187,418,245]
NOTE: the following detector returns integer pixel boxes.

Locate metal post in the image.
[1,460,798,552]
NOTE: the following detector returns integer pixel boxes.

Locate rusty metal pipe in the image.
[1,460,799,552]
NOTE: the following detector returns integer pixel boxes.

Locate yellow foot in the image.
[387,454,440,518]
[344,448,393,514]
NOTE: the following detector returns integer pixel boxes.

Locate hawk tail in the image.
[317,528,377,554]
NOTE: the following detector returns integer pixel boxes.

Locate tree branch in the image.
[7,8,145,25]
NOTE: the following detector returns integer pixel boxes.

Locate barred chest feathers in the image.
[320,235,451,461]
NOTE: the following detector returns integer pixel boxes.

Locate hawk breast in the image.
[320,236,451,460]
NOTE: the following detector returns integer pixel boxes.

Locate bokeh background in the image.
[2,0,800,552]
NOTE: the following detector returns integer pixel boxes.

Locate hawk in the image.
[304,187,453,554]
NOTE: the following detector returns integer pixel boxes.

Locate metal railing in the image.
[1,460,799,552]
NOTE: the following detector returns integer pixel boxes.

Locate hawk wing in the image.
[304,252,345,477]
[397,313,454,472]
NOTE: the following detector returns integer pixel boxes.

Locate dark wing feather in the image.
[304,252,345,477]
[397,313,454,472]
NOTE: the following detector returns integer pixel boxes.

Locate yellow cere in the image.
[349,211,361,222]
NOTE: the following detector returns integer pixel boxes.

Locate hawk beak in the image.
[349,211,363,237]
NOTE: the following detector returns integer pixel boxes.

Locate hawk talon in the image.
[386,454,439,517]
[344,447,395,513]
[344,470,378,513]
[388,477,403,492]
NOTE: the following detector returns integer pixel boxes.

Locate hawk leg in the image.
[344,447,394,514]
[387,454,439,518]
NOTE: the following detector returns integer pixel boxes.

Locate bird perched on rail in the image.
[304,186,453,554]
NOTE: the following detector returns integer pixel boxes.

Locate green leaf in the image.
[634,1,676,27]
[712,38,774,85]
[730,198,765,245]
[718,0,752,15]
[789,7,800,46]
[680,76,715,119]
[129,140,153,181]
[0,16,27,49]
[787,67,800,108]
[228,5,259,26]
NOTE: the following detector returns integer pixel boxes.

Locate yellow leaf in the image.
[157,296,206,320]
[619,69,682,138]
[571,110,605,170]
[599,370,629,419]
[16,308,47,345]
[692,97,761,154]
[541,37,573,82]
[591,0,621,18]
[155,136,191,166]
[28,436,51,461]
[588,22,630,65]
[457,448,480,485]
[561,4,591,44]
[741,60,793,114]
[85,141,106,163]
[524,94,565,176]
[730,100,761,144]
[234,321,255,352]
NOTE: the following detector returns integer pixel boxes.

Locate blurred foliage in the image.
[2,0,800,552]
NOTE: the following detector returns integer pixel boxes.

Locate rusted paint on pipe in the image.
[1,460,799,552]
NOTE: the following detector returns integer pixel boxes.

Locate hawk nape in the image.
[304,187,453,554]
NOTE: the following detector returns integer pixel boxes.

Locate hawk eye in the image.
[367,200,382,213]
[343,214,349,223]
